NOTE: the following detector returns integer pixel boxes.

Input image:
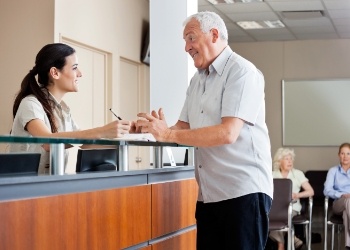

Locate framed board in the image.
[282,79,350,146]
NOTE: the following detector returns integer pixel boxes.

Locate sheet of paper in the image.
[112,133,156,141]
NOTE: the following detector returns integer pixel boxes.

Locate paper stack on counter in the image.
[117,133,156,141]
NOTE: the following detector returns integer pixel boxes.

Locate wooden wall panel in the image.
[151,229,196,250]
[151,179,198,238]
[0,185,151,250]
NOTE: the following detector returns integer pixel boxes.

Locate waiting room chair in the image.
[305,170,329,249]
[324,196,343,250]
[292,194,313,250]
[269,178,294,250]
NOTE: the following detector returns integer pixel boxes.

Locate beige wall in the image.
[232,39,350,171]
[0,0,149,149]
[0,0,54,136]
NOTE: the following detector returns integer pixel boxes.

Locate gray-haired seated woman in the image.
[269,147,314,250]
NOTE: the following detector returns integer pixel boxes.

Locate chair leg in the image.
[331,224,335,250]
[336,225,341,250]
[304,224,310,250]
[291,227,295,250]
[325,224,328,250]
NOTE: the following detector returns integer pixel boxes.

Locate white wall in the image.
[150,0,197,163]
[150,0,197,125]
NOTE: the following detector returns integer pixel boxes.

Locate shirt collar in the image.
[197,46,233,77]
[338,164,350,174]
[43,88,70,112]
[211,46,233,76]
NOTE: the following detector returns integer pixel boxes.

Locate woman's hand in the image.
[100,120,131,138]
[292,193,299,200]
[341,193,350,198]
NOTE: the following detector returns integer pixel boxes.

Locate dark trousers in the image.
[195,193,272,250]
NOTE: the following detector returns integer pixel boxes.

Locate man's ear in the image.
[211,28,219,43]
[49,67,60,79]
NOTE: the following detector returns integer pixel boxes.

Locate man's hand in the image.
[137,108,172,142]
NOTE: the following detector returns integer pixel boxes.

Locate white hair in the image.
[273,147,295,171]
[183,11,228,41]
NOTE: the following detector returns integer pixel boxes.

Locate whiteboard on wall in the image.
[282,79,350,146]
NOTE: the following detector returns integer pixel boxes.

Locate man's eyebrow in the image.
[72,63,78,67]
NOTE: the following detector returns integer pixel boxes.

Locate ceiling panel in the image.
[197,0,350,43]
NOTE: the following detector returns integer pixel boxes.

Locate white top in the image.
[179,46,273,203]
[9,92,79,174]
[272,169,308,212]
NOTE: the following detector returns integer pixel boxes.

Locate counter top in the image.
[0,166,195,202]
[0,134,185,147]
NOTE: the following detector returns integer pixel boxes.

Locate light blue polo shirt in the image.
[179,46,273,203]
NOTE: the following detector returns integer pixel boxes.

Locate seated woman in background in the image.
[324,142,350,249]
[9,43,134,174]
[270,147,314,250]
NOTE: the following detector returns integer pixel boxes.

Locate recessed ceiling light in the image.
[282,10,324,19]
[236,20,285,30]
[207,0,263,4]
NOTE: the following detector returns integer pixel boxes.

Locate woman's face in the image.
[280,154,293,172]
[339,146,350,166]
[55,53,82,93]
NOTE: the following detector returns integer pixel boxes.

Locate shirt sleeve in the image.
[17,96,46,130]
[295,169,308,186]
[221,66,264,126]
[324,167,340,199]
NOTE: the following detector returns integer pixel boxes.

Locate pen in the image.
[109,108,122,120]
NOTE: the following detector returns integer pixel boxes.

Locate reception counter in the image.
[0,136,198,250]
[0,167,197,250]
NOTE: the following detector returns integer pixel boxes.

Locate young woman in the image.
[9,43,133,174]
[324,143,350,249]
[270,147,314,250]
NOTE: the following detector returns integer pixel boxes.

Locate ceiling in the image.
[198,0,350,43]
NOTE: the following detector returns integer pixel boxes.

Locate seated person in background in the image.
[9,43,135,174]
[270,147,314,250]
[324,142,350,250]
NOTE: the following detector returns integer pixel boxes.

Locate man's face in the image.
[183,19,214,70]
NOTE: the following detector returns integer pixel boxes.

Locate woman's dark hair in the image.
[13,43,75,133]
[339,143,350,154]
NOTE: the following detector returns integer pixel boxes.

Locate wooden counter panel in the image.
[151,178,197,238]
[140,246,152,250]
[151,229,196,250]
[0,185,151,250]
